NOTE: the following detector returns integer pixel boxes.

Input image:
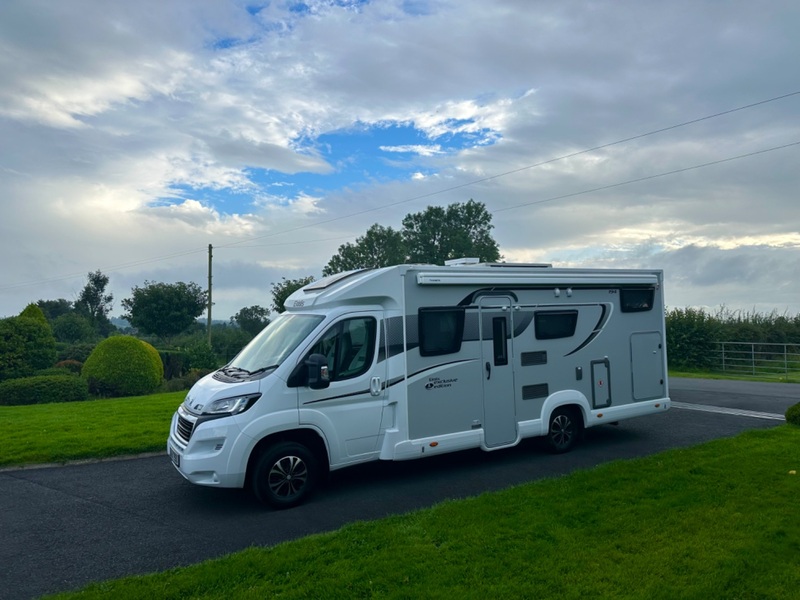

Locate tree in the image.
[402,199,501,265]
[323,224,406,276]
[232,305,271,337]
[121,281,208,343]
[271,276,315,314]
[52,313,95,344]
[36,298,73,321]
[322,200,502,276]
[74,270,115,336]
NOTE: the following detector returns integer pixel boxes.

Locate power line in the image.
[216,89,800,249]
[492,140,800,213]
[2,90,799,292]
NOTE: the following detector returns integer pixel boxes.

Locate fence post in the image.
[785,343,789,375]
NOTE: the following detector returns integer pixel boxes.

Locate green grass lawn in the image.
[0,391,184,468]
[3,375,798,598]
[45,426,800,599]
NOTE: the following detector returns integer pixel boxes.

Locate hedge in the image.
[0,375,89,406]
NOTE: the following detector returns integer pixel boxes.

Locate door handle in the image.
[370,376,382,396]
[485,361,491,380]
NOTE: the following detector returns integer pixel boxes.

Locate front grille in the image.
[176,413,195,443]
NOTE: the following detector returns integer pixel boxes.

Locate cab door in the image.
[298,312,386,463]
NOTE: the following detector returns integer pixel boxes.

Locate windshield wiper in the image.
[221,366,252,377]
[246,365,279,377]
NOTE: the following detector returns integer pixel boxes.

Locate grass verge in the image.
[0,391,184,468]
[669,369,800,383]
[48,426,800,600]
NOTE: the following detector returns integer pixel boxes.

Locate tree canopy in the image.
[323,200,501,275]
[233,305,271,337]
[271,276,315,314]
[74,270,114,335]
[322,224,406,277]
[402,199,501,265]
[121,281,208,342]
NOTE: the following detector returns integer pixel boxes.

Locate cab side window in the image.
[308,317,377,381]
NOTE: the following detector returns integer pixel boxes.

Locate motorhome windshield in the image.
[228,313,324,373]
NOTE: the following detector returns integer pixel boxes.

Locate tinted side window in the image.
[308,317,376,381]
[621,288,655,312]
[534,310,578,340]
[419,307,465,356]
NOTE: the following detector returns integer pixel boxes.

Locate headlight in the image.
[202,393,261,416]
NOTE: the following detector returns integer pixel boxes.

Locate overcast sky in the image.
[1,0,799,320]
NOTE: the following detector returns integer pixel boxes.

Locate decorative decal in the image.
[425,377,458,390]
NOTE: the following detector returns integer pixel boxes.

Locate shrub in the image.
[57,342,96,363]
[160,368,211,392]
[787,402,800,426]
[52,313,95,343]
[0,375,89,406]
[0,316,58,381]
[186,342,220,371]
[35,367,78,377]
[160,350,188,380]
[55,359,83,374]
[81,336,164,397]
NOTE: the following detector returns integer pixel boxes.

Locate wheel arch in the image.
[541,390,590,433]
[245,428,330,489]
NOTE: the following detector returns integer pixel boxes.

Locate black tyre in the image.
[546,406,582,454]
[251,441,319,509]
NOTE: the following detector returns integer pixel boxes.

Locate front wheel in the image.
[546,407,582,454]
[251,441,319,509]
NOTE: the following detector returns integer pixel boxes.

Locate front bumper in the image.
[167,410,248,488]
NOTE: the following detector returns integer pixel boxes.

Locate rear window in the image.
[621,288,655,312]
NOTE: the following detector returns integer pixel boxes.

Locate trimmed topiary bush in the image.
[0,316,58,381]
[81,336,164,397]
[0,375,89,406]
[786,402,800,426]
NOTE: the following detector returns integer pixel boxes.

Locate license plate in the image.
[169,446,181,468]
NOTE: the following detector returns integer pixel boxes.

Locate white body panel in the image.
[168,263,670,488]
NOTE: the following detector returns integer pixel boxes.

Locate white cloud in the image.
[1,0,800,320]
[380,144,443,156]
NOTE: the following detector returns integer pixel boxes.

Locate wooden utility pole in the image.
[207,243,213,346]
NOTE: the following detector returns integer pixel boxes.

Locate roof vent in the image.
[444,258,480,266]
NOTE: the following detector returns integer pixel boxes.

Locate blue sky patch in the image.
[158,119,500,213]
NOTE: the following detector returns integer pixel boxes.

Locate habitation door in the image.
[479,296,517,447]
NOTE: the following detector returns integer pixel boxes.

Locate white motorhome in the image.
[168,261,669,508]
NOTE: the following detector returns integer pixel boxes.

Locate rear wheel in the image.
[546,406,582,453]
[251,441,319,509]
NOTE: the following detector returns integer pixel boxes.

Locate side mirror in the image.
[306,353,330,390]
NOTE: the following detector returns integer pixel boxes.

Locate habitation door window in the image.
[492,317,509,366]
